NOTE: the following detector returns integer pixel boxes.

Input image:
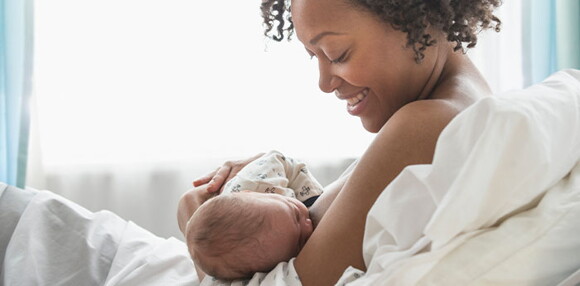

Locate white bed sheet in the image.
[2,190,199,286]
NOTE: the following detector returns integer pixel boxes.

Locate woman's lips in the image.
[346,88,369,116]
[346,89,368,106]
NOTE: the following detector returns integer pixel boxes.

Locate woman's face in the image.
[291,0,438,132]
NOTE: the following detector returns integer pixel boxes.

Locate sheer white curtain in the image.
[28,0,523,239]
[33,0,373,167]
[468,0,524,93]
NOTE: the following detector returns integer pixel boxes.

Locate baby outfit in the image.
[222,150,324,207]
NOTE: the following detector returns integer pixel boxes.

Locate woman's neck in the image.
[422,41,493,106]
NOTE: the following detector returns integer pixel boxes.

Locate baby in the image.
[184,151,324,280]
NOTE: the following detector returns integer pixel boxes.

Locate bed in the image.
[2,69,580,285]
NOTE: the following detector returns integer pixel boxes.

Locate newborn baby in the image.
[185,151,324,280]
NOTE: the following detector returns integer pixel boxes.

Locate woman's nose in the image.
[318,61,341,93]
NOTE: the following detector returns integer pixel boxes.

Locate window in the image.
[34,0,374,166]
[33,0,522,166]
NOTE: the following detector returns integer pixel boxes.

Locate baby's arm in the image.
[271,152,324,201]
[223,151,324,200]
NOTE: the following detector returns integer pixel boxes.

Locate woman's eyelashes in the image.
[306,49,348,64]
[329,51,348,64]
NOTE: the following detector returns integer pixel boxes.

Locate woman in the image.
[179,0,502,284]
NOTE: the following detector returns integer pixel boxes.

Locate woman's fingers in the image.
[194,152,266,192]
[192,168,218,188]
[216,153,264,192]
[209,163,233,193]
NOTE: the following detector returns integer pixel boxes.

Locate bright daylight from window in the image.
[33,0,375,166]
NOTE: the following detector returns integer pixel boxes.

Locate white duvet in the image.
[3,69,580,286]
[344,69,580,285]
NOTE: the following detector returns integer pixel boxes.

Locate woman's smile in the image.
[347,90,369,116]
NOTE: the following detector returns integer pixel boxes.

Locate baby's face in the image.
[241,192,314,263]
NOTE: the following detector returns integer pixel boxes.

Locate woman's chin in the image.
[361,119,382,134]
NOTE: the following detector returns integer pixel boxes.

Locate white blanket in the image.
[3,69,580,286]
[340,68,580,285]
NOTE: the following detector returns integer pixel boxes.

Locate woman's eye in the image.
[330,51,347,64]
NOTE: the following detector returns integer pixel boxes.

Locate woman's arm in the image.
[177,185,217,235]
[295,100,459,286]
[308,171,351,228]
[177,185,217,281]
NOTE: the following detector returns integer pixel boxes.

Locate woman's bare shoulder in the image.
[359,98,467,177]
[345,98,467,199]
[382,98,463,142]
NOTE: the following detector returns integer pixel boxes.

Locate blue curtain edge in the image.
[16,0,34,189]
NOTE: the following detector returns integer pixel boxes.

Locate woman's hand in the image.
[176,184,217,235]
[192,152,265,193]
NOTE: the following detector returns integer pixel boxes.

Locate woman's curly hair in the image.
[260,0,502,62]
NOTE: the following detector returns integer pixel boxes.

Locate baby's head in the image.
[185,191,314,280]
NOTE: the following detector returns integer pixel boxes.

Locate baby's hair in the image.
[187,194,270,280]
[261,0,502,62]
